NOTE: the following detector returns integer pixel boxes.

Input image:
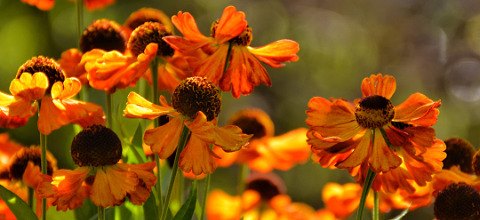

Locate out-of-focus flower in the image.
[37,125,156,210]
[207,173,317,220]
[59,19,128,85]
[21,0,114,11]
[433,183,480,220]
[321,182,361,219]
[307,74,444,192]
[214,108,310,172]
[0,56,105,134]
[0,135,57,218]
[124,77,251,175]
[123,7,173,38]
[163,6,300,98]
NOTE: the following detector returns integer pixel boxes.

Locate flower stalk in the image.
[355,130,377,220]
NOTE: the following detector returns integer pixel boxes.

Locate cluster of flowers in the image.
[0,1,479,220]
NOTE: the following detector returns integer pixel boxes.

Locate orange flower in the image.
[123,7,174,38]
[124,77,251,175]
[322,182,361,219]
[307,74,443,191]
[163,6,300,98]
[37,125,156,210]
[21,0,113,11]
[0,56,105,134]
[214,108,310,172]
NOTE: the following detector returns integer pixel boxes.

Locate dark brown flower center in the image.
[80,19,127,53]
[16,56,65,94]
[443,138,475,174]
[128,22,174,57]
[211,21,252,46]
[71,125,122,167]
[473,149,480,176]
[228,108,274,140]
[245,173,285,202]
[172,77,221,121]
[124,8,171,32]
[434,183,480,220]
[355,95,394,129]
[8,147,53,180]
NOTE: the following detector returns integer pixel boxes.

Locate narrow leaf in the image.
[0,185,37,220]
[389,205,410,220]
[143,191,159,220]
[173,182,197,220]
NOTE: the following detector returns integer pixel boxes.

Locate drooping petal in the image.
[59,48,88,84]
[369,128,402,173]
[403,139,446,186]
[37,97,70,135]
[144,117,184,158]
[61,98,106,128]
[394,93,441,127]
[90,166,138,207]
[337,130,371,169]
[247,39,300,68]
[170,11,210,43]
[0,93,36,119]
[179,135,218,175]
[10,72,48,101]
[214,6,247,43]
[51,78,82,99]
[195,44,229,86]
[360,74,396,99]
[123,92,174,119]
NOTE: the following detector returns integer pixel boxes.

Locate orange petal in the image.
[179,135,217,175]
[213,146,239,167]
[337,131,371,169]
[84,0,114,11]
[214,6,247,43]
[195,44,229,86]
[10,72,48,101]
[247,39,300,68]
[207,190,243,220]
[51,78,82,99]
[37,97,70,135]
[322,182,361,218]
[61,98,106,127]
[394,93,441,126]
[144,117,184,158]
[369,128,402,172]
[360,74,396,99]
[48,167,90,211]
[171,11,209,43]
[21,0,54,10]
[59,48,88,84]
[157,64,182,93]
[90,166,138,207]
[0,95,36,119]
[123,92,174,119]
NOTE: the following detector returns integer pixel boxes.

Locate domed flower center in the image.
[443,138,475,174]
[16,56,66,94]
[172,77,221,121]
[71,125,122,167]
[355,95,394,129]
[434,183,480,220]
[473,150,480,176]
[245,174,285,202]
[128,22,174,57]
[9,147,53,180]
[80,19,127,53]
[228,109,274,140]
[211,21,252,46]
[124,8,171,32]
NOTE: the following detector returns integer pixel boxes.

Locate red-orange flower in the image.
[214,108,310,172]
[21,0,113,11]
[37,125,156,210]
[307,74,444,192]
[124,77,251,175]
[0,57,105,134]
[163,6,300,98]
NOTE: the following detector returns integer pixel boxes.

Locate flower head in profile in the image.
[0,56,105,134]
[0,134,57,217]
[124,7,173,38]
[21,0,114,11]
[163,6,300,98]
[434,183,480,220]
[59,19,128,85]
[37,125,156,210]
[214,108,310,172]
[124,77,251,175]
[307,73,444,192]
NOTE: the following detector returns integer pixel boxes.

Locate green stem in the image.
[76,0,84,42]
[98,206,105,220]
[200,174,211,220]
[106,93,113,129]
[160,125,190,220]
[151,57,159,106]
[237,164,249,194]
[39,110,48,220]
[222,42,233,74]
[356,129,377,220]
[28,187,34,209]
[373,190,380,220]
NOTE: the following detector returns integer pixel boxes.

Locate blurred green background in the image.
[2,0,480,219]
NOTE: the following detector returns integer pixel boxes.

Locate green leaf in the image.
[0,185,37,220]
[75,199,96,220]
[173,182,197,220]
[143,191,159,220]
[389,205,410,220]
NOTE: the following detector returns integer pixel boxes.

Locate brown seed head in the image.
[16,56,65,94]
[355,95,394,129]
[434,183,480,220]
[124,8,172,32]
[128,21,174,57]
[228,108,274,140]
[245,173,286,202]
[80,19,127,53]
[8,147,54,180]
[473,149,480,176]
[443,138,475,173]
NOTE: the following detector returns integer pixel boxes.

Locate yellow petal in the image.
[10,72,48,101]
[38,97,69,135]
[123,92,174,119]
[51,78,82,99]
[90,168,117,207]
[144,117,184,158]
